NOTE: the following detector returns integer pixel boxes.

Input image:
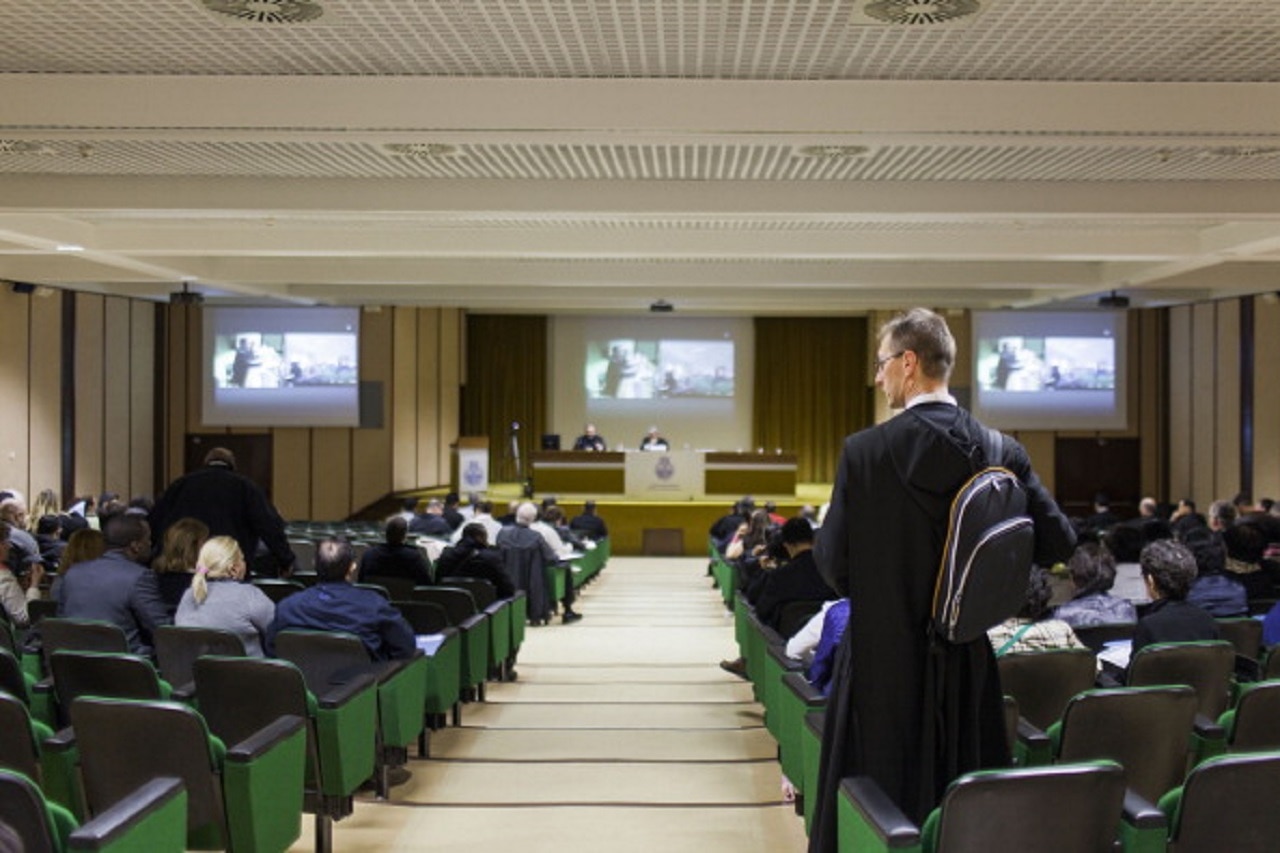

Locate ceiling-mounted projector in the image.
[1098,291,1130,309]
[649,299,674,313]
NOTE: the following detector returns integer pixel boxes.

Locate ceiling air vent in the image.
[200,0,323,24]
[863,0,982,26]
[384,143,459,158]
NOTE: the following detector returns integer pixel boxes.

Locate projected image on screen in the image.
[213,332,357,389]
[586,338,734,399]
[977,336,1115,393]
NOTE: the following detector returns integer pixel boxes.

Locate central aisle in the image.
[296,556,808,851]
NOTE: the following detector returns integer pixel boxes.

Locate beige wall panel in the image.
[129,301,155,499]
[1214,301,1242,502]
[1189,303,1217,507]
[1016,431,1057,499]
[391,308,418,492]
[1167,306,1192,502]
[27,291,63,498]
[271,428,311,521]
[102,298,132,499]
[437,309,462,479]
[351,309,393,513]
[416,309,441,487]
[0,289,31,494]
[73,293,105,500]
[1255,298,1280,504]
[310,429,352,521]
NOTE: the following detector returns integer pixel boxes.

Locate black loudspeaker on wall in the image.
[10,282,36,295]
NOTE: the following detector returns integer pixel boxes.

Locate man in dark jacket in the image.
[149,447,294,576]
[809,308,1075,850]
[55,514,170,655]
[358,517,432,586]
[753,518,837,631]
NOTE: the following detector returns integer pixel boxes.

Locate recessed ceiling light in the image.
[55,244,84,252]
[0,140,57,156]
[384,143,459,158]
[200,0,324,24]
[796,145,871,159]
[1197,145,1280,160]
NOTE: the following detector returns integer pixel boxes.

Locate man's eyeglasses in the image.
[874,351,905,373]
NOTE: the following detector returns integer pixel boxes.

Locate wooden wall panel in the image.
[1214,304,1242,501]
[0,288,31,493]
[437,308,462,480]
[27,291,62,497]
[351,308,393,513]
[102,297,132,498]
[391,307,418,491]
[311,429,352,521]
[416,309,440,487]
[1016,431,1056,497]
[1254,296,1280,504]
[73,294,104,500]
[1167,306,1193,502]
[1189,303,1217,505]
[271,428,311,521]
[165,304,195,483]
[1137,310,1165,501]
[128,301,155,499]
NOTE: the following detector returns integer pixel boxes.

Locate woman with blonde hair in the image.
[175,536,275,656]
[28,489,60,532]
[152,517,210,617]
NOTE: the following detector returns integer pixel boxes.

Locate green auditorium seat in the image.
[0,690,81,821]
[1154,750,1280,853]
[996,647,1097,731]
[152,626,246,703]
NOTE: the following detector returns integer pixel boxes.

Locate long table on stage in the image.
[530,450,798,499]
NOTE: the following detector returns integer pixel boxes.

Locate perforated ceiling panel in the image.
[0,0,1278,81]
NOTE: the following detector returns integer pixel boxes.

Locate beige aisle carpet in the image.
[288,556,808,852]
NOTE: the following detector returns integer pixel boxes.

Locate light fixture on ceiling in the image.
[384,143,459,158]
[0,140,57,156]
[649,300,674,313]
[200,0,323,24]
[1098,290,1130,309]
[55,244,84,253]
[1197,145,1280,160]
[863,0,982,26]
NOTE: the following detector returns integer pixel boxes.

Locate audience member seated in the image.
[1103,523,1150,604]
[33,515,65,571]
[451,499,502,544]
[752,518,837,632]
[1170,498,1208,537]
[1054,541,1137,628]
[531,505,575,558]
[0,521,43,627]
[54,514,170,655]
[1131,539,1220,659]
[727,509,777,602]
[0,497,40,574]
[268,538,416,661]
[784,598,850,697]
[988,566,1086,657]
[708,498,752,554]
[568,500,609,542]
[1085,492,1120,534]
[1221,519,1272,599]
[497,502,582,624]
[572,423,607,452]
[175,536,275,656]
[1182,527,1248,617]
[638,426,669,451]
[541,506,586,552]
[358,517,432,586]
[409,498,452,538]
[56,528,105,574]
[442,492,466,532]
[434,523,516,599]
[150,517,210,618]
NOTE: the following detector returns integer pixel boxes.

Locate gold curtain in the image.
[461,315,548,482]
[753,317,870,483]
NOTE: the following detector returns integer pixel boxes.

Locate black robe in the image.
[808,402,1074,849]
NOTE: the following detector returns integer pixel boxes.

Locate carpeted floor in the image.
[288,557,807,852]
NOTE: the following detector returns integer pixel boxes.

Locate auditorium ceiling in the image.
[4,0,1280,315]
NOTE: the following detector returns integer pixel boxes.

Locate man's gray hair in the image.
[879,307,956,382]
[515,502,538,526]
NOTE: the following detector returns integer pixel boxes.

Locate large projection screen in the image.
[970,310,1128,431]
[202,306,361,427]
[549,316,754,452]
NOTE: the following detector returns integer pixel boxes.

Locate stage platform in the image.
[360,482,833,557]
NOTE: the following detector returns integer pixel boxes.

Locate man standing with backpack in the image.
[807,308,1075,852]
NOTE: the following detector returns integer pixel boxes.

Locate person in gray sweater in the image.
[175,536,275,656]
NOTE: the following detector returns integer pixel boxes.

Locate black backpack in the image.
[930,427,1035,643]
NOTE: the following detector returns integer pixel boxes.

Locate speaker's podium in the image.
[452,436,490,495]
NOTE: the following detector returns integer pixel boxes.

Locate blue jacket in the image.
[268,581,416,660]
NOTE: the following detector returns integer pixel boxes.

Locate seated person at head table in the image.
[1053,540,1137,628]
[639,427,669,451]
[572,423,607,452]
[987,566,1086,657]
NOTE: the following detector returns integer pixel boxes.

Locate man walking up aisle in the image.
[807,308,1075,851]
